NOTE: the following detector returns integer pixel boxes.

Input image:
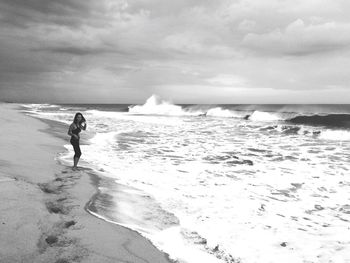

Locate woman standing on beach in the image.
[68,113,87,170]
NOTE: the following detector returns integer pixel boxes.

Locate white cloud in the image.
[206,74,247,87]
[1,0,350,103]
[242,19,350,56]
[238,19,256,32]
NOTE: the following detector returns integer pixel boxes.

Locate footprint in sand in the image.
[38,182,62,194]
[45,235,58,245]
[46,201,68,215]
[56,197,67,202]
[64,220,76,228]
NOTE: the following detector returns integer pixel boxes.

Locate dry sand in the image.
[0,103,175,263]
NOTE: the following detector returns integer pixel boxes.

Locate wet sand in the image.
[0,103,174,263]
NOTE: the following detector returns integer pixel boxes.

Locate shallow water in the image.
[23,98,350,263]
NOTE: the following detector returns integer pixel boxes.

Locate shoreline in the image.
[0,103,176,263]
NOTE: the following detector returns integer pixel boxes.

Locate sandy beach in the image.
[0,103,174,263]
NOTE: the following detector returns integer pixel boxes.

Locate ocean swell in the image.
[288,114,350,128]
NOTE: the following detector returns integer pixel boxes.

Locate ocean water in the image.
[22,96,350,263]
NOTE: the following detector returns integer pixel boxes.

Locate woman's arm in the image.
[81,122,87,131]
[68,124,73,136]
[68,123,78,138]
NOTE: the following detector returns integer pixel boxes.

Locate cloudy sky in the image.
[1,0,350,103]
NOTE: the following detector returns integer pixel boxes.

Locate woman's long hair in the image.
[73,112,86,125]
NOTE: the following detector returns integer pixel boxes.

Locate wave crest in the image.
[249,111,282,121]
[127,96,350,130]
[129,95,191,116]
[206,107,242,118]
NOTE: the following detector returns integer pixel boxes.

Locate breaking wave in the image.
[128,95,244,118]
[128,95,350,130]
[205,107,243,118]
[129,95,190,116]
[248,111,284,121]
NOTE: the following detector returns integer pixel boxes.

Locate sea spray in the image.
[22,97,350,263]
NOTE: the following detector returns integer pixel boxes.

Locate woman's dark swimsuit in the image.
[70,126,81,158]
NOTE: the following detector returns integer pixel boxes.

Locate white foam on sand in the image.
[25,102,350,263]
[0,177,15,183]
[81,126,350,263]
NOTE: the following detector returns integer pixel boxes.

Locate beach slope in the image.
[0,103,174,263]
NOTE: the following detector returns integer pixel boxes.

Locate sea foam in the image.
[22,97,350,263]
[129,95,193,116]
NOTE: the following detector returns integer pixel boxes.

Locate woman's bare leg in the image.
[73,157,80,169]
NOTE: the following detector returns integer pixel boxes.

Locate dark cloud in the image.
[242,19,350,57]
[1,0,350,103]
[125,0,216,17]
[0,44,64,74]
[33,45,123,56]
[242,40,350,57]
[0,0,105,28]
[285,43,350,57]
